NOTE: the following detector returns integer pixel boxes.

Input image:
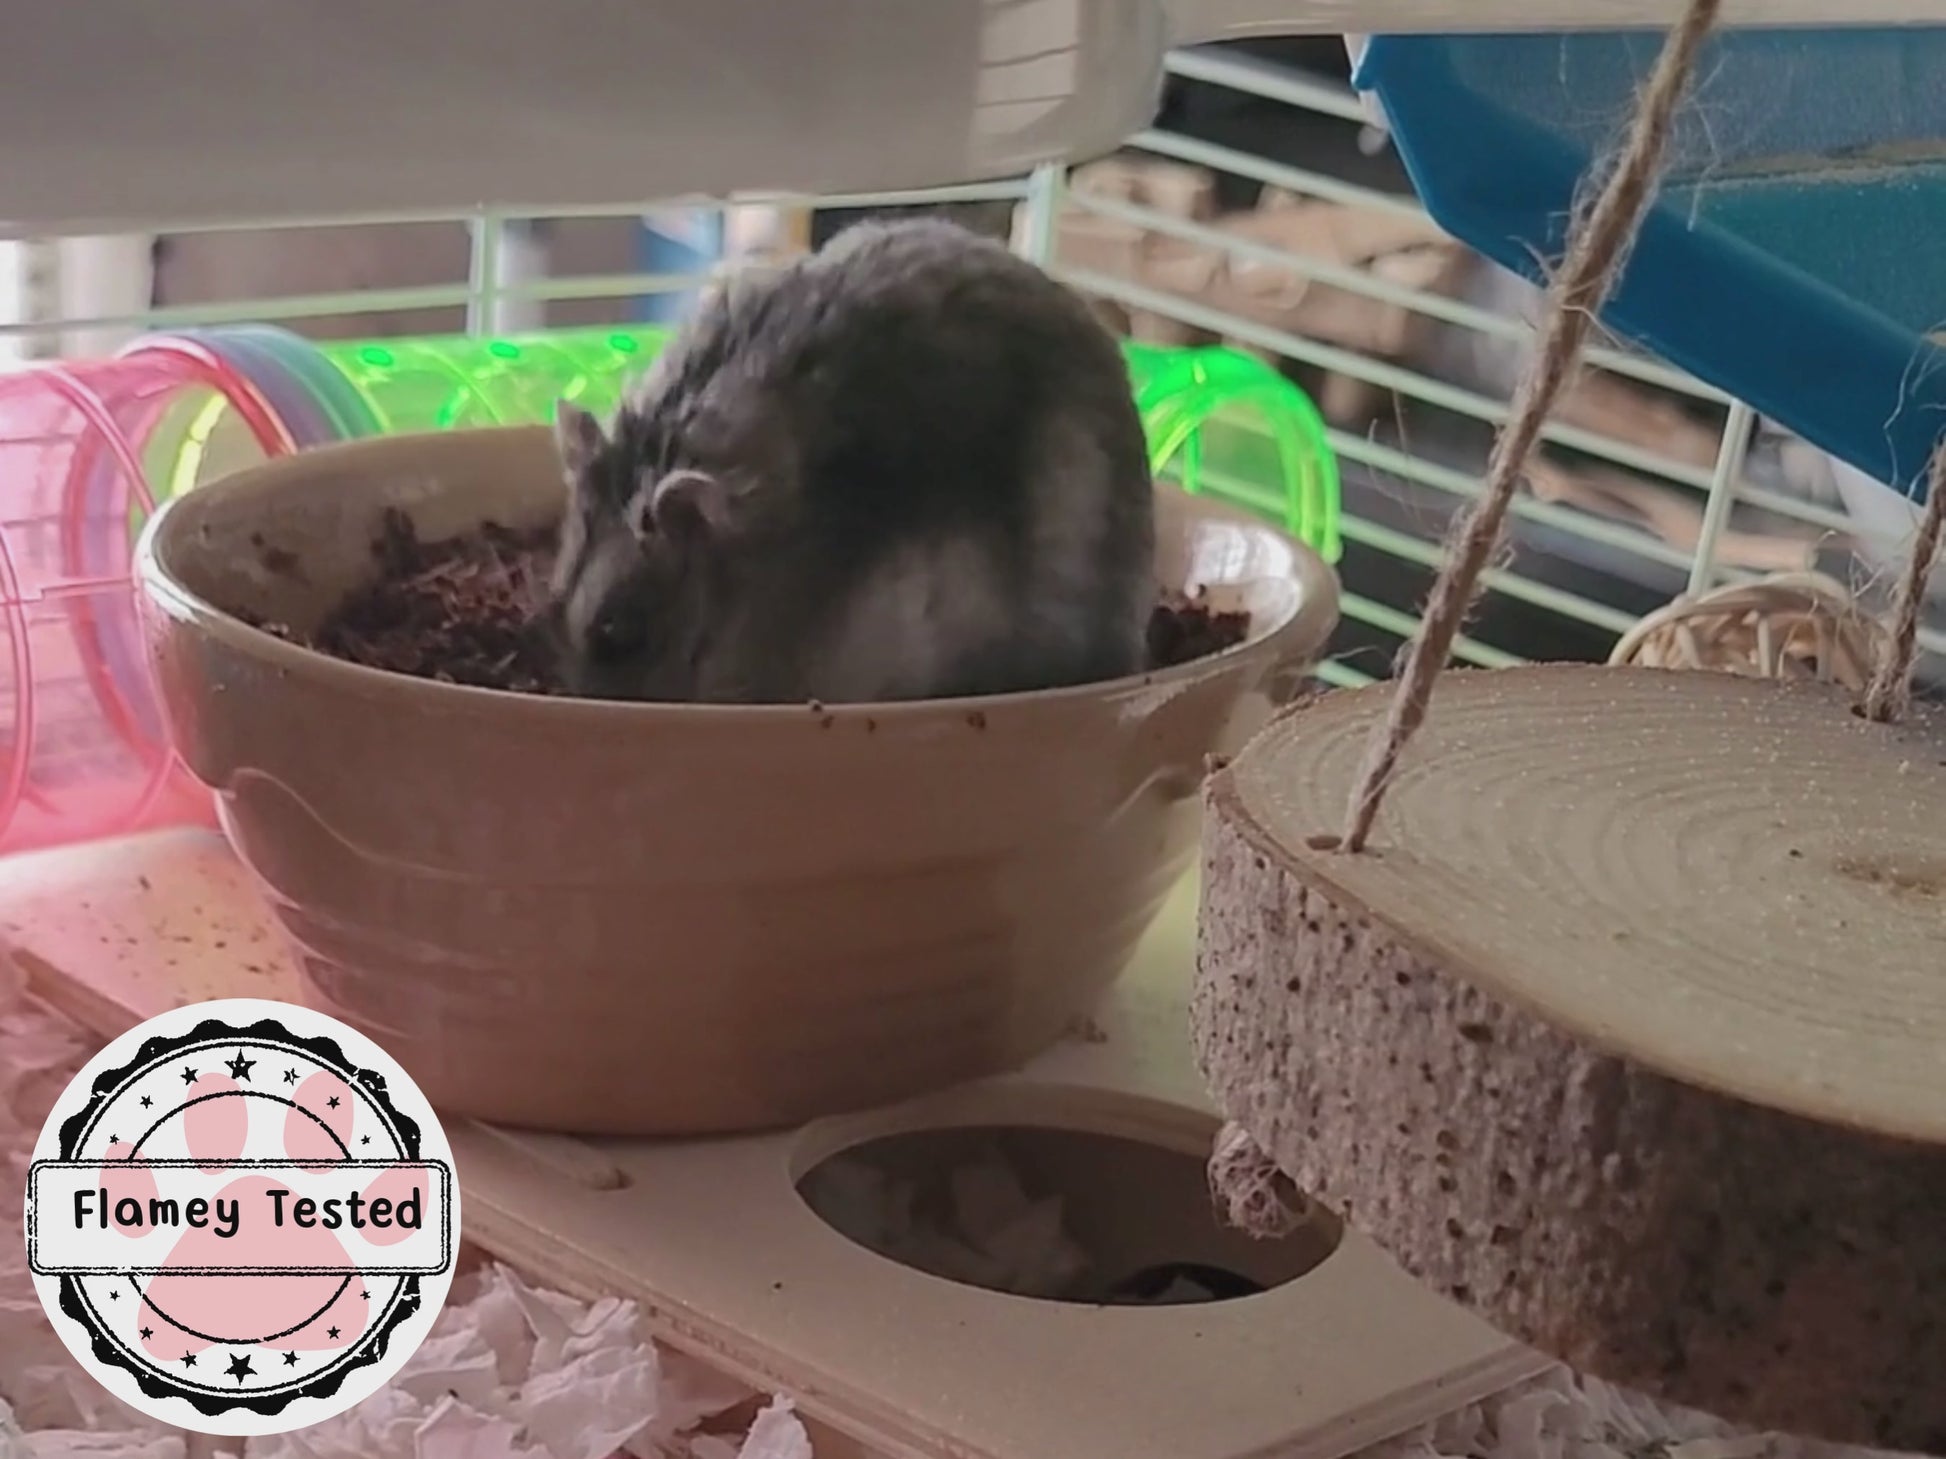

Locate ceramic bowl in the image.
[136,425,1339,1135]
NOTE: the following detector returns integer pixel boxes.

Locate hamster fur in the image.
[544,216,1156,705]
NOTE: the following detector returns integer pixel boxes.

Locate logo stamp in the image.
[22,997,459,1437]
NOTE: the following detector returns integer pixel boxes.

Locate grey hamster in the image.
[544,216,1157,705]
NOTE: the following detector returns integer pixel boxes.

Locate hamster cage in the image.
[4,3,1945,1457]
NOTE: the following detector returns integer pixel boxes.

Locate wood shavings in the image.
[797,1141,1092,1301]
[0,1412,184,1459]
[0,958,804,1459]
[689,1399,816,1459]
[0,961,169,1452]
[237,1262,784,1459]
[797,1138,1266,1306]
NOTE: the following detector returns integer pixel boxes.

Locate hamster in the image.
[543,216,1157,705]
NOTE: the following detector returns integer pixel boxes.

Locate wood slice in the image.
[1192,664,1946,1453]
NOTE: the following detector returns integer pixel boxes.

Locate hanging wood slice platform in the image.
[1192,664,1946,1455]
[2,827,1543,1459]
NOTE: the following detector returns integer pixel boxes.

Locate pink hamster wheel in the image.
[0,346,294,855]
[65,339,296,757]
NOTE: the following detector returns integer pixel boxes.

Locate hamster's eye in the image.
[585,613,646,663]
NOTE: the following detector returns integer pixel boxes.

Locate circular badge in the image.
[21,997,459,1437]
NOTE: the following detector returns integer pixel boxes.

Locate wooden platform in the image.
[1194,667,1946,1451]
[3,826,1542,1459]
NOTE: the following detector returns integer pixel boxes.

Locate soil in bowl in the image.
[241,509,562,693]
[243,513,1253,696]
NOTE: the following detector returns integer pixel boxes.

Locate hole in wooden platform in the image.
[795,1123,1341,1306]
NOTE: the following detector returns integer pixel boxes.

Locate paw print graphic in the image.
[28,1004,456,1430]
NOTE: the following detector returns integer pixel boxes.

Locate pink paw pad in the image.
[116,1055,377,1366]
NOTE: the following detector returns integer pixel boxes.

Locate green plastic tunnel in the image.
[113,323,1342,564]
[313,328,1341,563]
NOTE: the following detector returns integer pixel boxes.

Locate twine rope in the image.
[1208,1121,1310,1239]
[1338,0,1724,854]
[1859,440,1946,723]
[1215,0,1946,1231]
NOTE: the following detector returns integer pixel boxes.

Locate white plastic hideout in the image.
[6,0,1935,235]
[1,828,1547,1459]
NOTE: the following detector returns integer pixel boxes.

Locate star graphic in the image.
[283,1069,299,1085]
[140,1327,153,1340]
[283,1351,299,1366]
[179,1066,198,1086]
[108,1289,119,1301]
[326,1326,340,1340]
[181,1353,196,1368]
[360,1135,371,1145]
[326,1096,341,1109]
[360,1289,369,1300]
[107,1135,119,1147]
[226,1353,255,1383]
[225,1051,256,1081]
[139,1095,153,1109]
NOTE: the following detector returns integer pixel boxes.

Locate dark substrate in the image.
[245,511,1252,696]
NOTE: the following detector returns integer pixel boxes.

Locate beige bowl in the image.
[136,426,1338,1135]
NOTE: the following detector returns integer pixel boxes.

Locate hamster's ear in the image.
[634,468,732,547]
[553,399,606,481]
